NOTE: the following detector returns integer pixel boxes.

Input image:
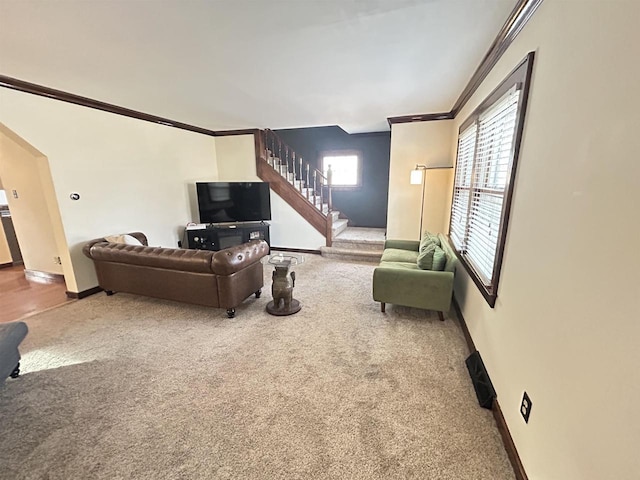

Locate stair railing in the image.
[262,129,333,213]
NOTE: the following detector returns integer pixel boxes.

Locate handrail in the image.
[262,128,333,213]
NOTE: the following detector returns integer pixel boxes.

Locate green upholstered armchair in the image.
[372,233,457,320]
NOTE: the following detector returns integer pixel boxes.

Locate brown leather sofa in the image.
[83,232,269,317]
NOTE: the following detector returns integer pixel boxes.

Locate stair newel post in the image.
[327,164,333,213]
[306,164,310,199]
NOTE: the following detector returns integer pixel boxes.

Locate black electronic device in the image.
[186,223,270,252]
[196,182,271,224]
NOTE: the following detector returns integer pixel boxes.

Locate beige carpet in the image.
[0,254,514,479]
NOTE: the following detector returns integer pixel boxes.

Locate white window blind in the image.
[451,85,521,286]
[450,124,476,250]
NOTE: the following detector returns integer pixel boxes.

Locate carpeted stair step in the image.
[331,238,384,252]
[330,227,386,253]
[319,246,382,262]
[331,218,349,238]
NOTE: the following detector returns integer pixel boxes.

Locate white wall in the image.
[387,121,453,240]
[0,89,217,292]
[0,125,65,276]
[451,1,640,479]
[268,193,326,250]
[215,134,325,250]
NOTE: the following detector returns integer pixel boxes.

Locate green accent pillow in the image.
[419,231,440,252]
[432,246,447,271]
[417,242,437,269]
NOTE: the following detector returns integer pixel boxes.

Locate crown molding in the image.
[387,0,543,126]
[387,112,454,126]
[0,74,222,136]
[450,0,543,117]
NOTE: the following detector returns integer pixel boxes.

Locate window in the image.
[449,52,534,307]
[321,150,361,187]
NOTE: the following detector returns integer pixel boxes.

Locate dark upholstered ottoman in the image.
[0,321,28,384]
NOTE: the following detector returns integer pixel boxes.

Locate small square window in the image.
[321,151,361,187]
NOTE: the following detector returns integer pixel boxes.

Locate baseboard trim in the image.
[493,398,529,480]
[24,269,65,284]
[270,247,321,255]
[0,262,13,269]
[452,296,528,480]
[452,297,476,353]
[66,286,103,299]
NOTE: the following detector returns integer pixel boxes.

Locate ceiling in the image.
[0,0,515,133]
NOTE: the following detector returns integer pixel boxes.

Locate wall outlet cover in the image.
[520,391,532,423]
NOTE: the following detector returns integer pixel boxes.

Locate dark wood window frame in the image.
[319,149,363,189]
[449,51,535,307]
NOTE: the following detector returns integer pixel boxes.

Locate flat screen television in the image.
[196,182,271,224]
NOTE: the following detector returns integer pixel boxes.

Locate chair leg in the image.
[105,290,115,296]
[255,289,262,299]
[438,311,445,321]
[381,302,386,313]
[10,362,20,378]
[226,308,236,318]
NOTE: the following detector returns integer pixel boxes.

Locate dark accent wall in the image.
[274,126,390,228]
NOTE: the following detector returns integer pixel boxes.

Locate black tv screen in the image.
[196,182,271,223]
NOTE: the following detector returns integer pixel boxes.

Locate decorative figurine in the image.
[265,254,302,315]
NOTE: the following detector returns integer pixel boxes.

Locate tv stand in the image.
[186,222,270,252]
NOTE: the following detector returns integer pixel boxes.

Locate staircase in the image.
[254,130,386,257]
[256,129,338,245]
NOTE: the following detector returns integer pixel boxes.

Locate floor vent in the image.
[465,350,496,409]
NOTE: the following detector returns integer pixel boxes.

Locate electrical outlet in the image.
[520,391,532,423]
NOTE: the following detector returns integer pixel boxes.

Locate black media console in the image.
[186,222,270,252]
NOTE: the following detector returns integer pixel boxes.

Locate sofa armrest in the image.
[373,267,454,312]
[211,240,269,275]
[82,232,149,259]
[383,239,420,251]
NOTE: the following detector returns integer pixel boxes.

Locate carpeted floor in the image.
[0,254,514,479]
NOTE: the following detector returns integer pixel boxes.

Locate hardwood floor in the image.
[0,265,73,324]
